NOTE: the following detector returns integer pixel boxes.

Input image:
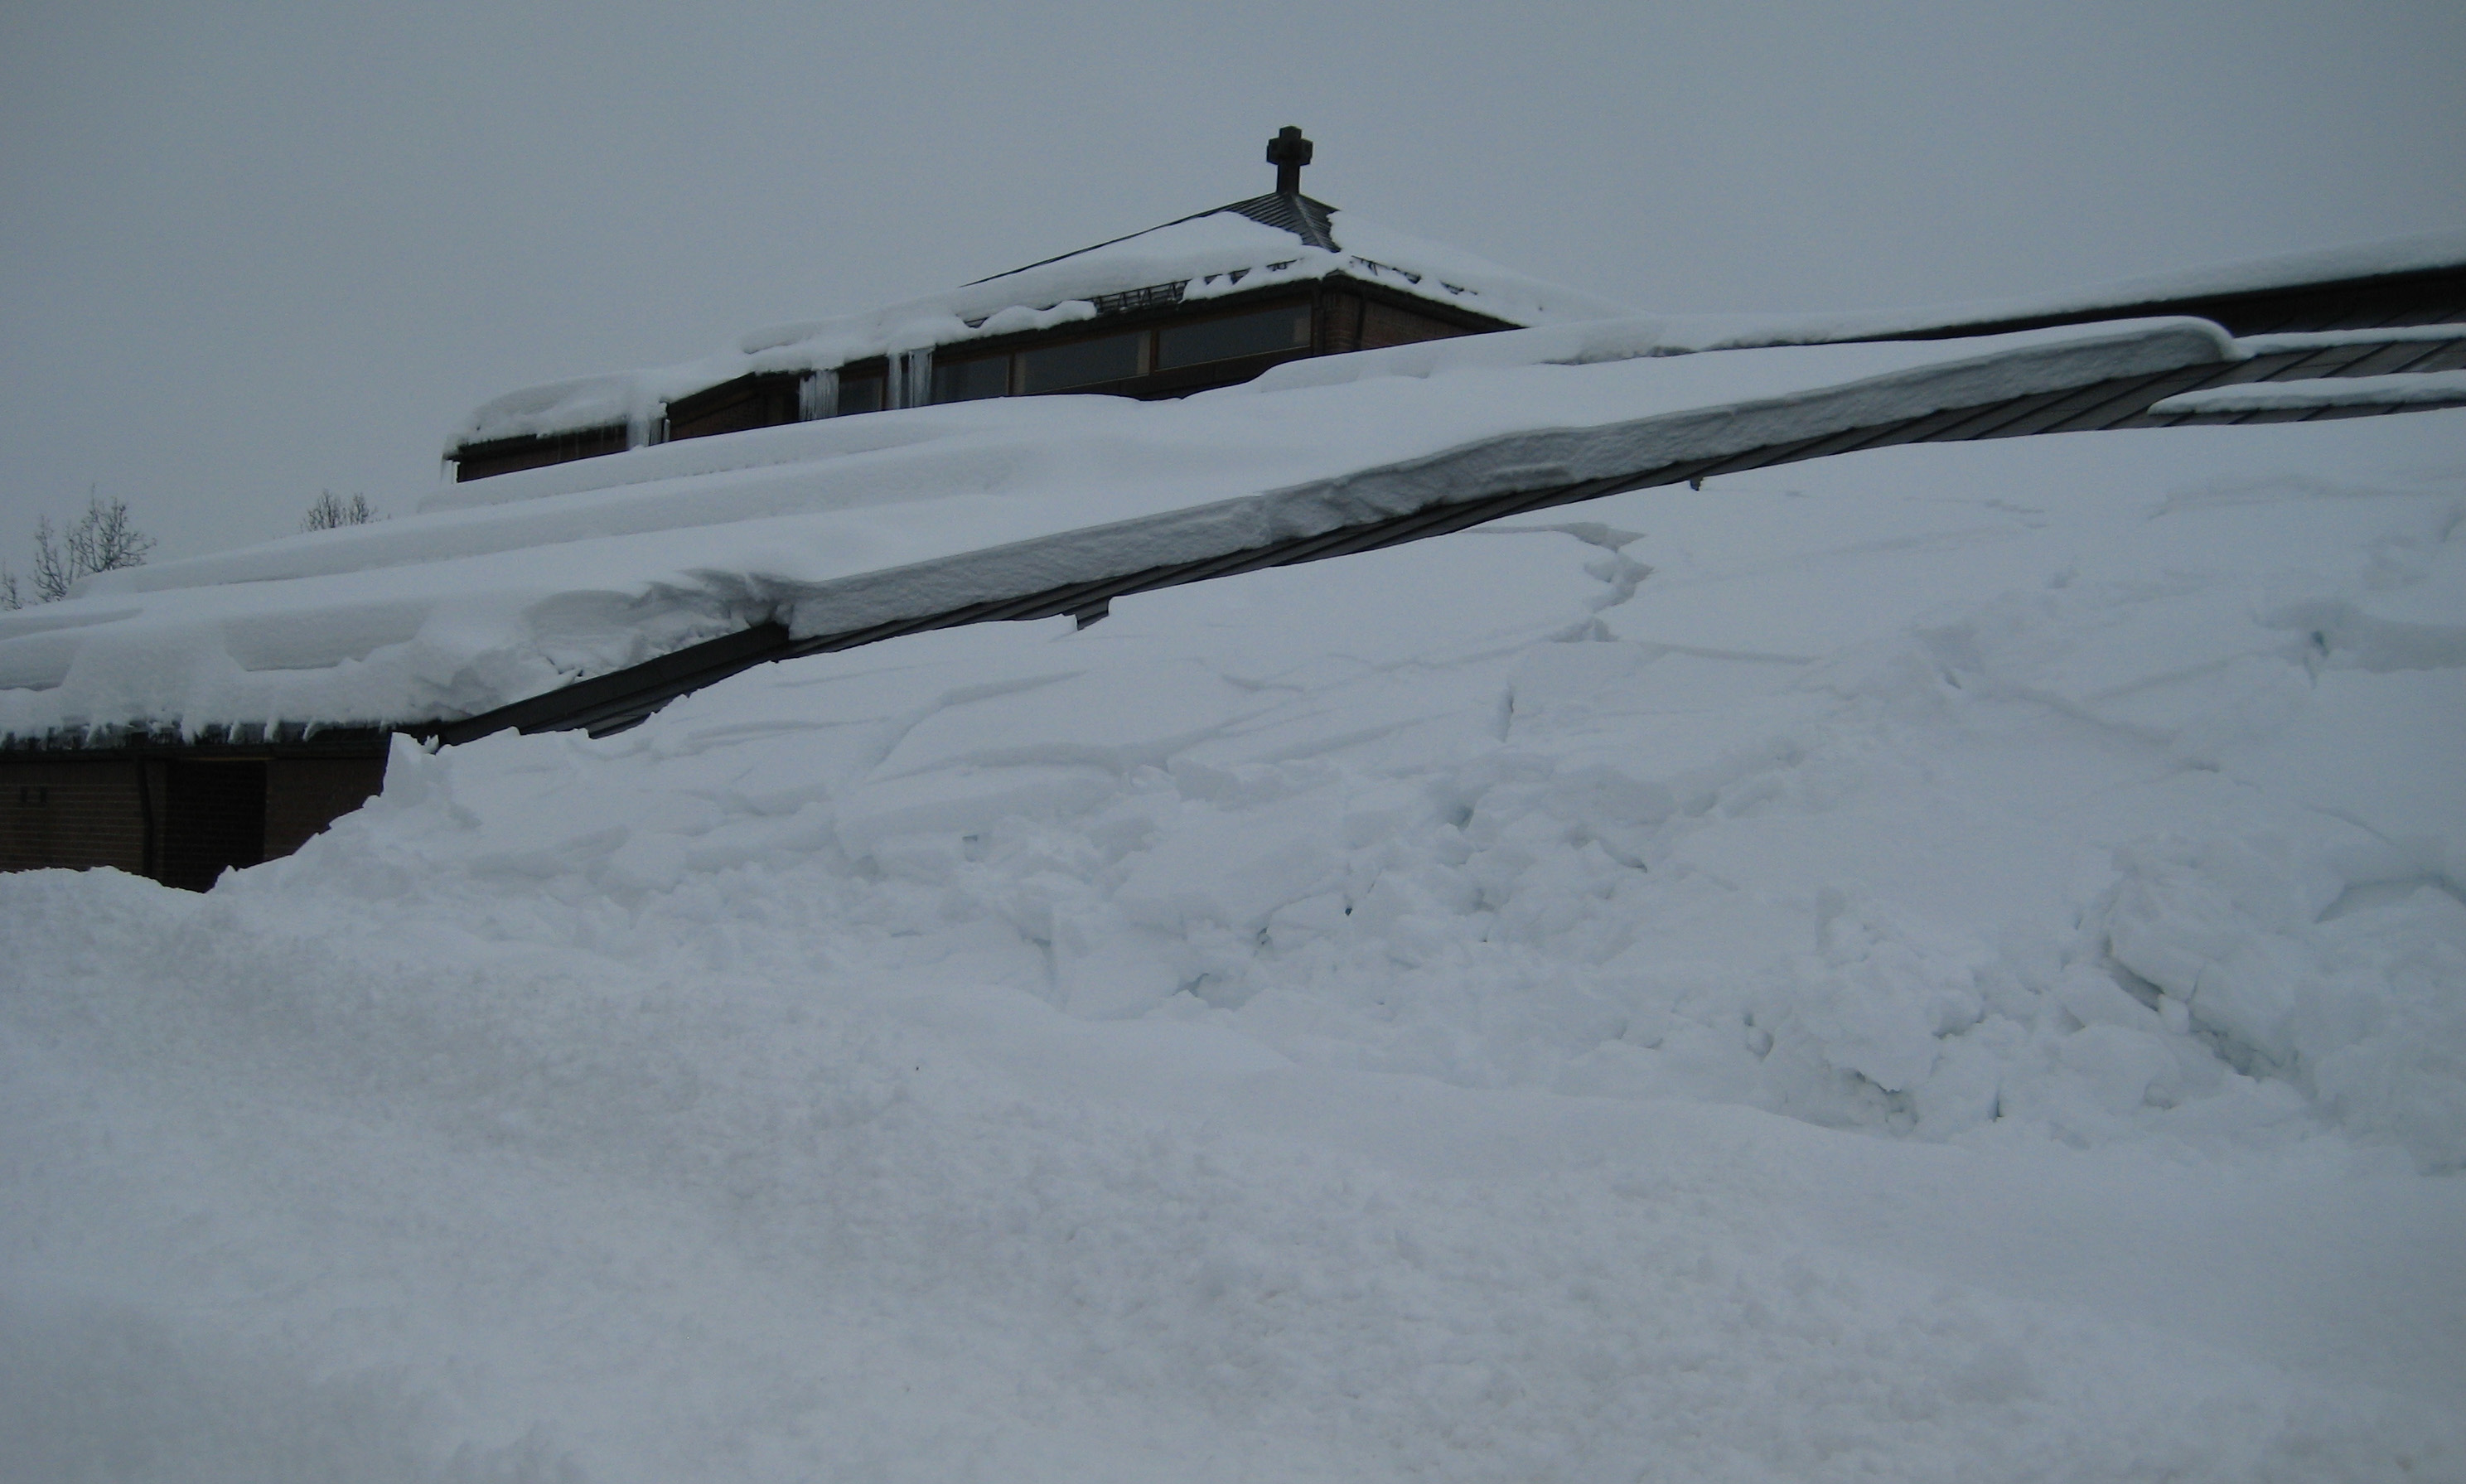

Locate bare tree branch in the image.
[17,491,156,604]
[31,516,70,602]
[302,491,379,531]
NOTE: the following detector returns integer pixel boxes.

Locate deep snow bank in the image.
[269,417,2466,1170]
[5,415,2464,1482]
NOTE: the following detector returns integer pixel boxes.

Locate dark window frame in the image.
[1156,302,1316,373]
[927,290,1327,405]
[922,278,1512,406]
[450,423,632,482]
[447,275,1519,477]
[664,370,809,443]
[835,358,889,416]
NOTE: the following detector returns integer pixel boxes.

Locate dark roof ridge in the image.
[1221,192,1340,252]
[966,193,1342,287]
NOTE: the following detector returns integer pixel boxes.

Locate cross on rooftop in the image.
[1267,126,1313,196]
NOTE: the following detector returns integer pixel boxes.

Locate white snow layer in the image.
[3,319,2233,739]
[458,205,1639,447]
[6,412,2465,1482]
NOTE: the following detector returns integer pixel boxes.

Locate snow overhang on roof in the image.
[452,193,1638,451]
[10,227,2460,748]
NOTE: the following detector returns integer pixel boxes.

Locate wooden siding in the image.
[1317,285,1505,355]
[2,740,391,889]
[0,755,151,875]
[1360,298,1473,350]
[264,755,389,860]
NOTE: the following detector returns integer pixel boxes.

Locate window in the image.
[1017,331,1145,394]
[665,371,805,443]
[452,424,631,482]
[931,354,1010,404]
[1157,304,1312,370]
[924,299,1321,406]
[836,373,884,416]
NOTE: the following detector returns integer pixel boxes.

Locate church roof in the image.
[6,119,2458,749]
[12,281,2460,747]
[452,190,1637,451]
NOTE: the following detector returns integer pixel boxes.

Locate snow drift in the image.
[5,409,2463,1481]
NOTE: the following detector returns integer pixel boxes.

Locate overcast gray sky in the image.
[2,0,2461,563]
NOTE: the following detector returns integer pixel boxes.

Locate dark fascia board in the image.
[1872,263,2466,342]
[432,620,803,745]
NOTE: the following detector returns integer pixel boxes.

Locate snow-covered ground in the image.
[6,413,2464,1481]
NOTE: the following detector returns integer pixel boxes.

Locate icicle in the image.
[892,350,934,410]
[627,375,663,448]
[798,368,839,421]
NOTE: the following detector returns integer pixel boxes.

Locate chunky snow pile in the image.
[6,415,2464,1481]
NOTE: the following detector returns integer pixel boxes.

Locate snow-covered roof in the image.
[5,317,2239,742]
[455,194,1637,449]
[10,230,2459,747]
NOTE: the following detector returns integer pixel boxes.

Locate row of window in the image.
[458,290,1488,481]
[930,302,1313,404]
[741,300,1314,424]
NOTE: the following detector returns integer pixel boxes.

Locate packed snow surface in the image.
[0,319,2231,740]
[6,413,2464,1481]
